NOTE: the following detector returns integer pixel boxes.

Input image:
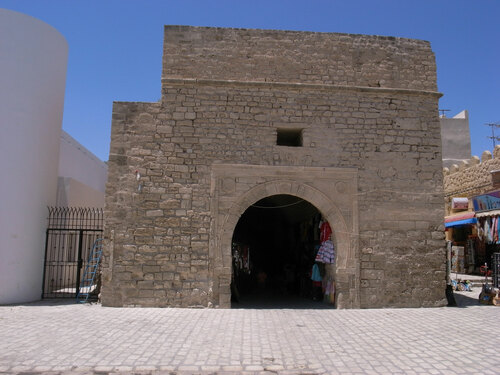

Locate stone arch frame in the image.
[209,165,359,309]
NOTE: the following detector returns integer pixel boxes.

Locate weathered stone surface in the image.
[443,145,500,214]
[101,26,445,309]
[163,26,437,91]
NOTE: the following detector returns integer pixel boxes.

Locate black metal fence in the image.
[42,207,103,298]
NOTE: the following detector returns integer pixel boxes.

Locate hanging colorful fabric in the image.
[329,281,335,304]
[323,278,335,304]
[492,216,498,243]
[315,240,336,264]
[485,217,492,244]
[311,263,322,282]
[477,218,484,241]
[319,220,332,243]
[497,217,500,244]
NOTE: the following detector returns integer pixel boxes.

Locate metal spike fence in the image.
[42,207,103,299]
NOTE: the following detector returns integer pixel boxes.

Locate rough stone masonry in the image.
[101,25,446,308]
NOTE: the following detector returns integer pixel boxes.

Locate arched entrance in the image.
[231,194,336,308]
[209,165,360,309]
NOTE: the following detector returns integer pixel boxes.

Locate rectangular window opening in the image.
[277,128,303,147]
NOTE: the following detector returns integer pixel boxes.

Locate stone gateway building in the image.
[101,26,446,309]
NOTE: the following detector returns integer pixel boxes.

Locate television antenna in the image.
[485,123,500,149]
[439,109,450,117]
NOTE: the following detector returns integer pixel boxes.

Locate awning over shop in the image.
[445,212,477,228]
[476,209,500,218]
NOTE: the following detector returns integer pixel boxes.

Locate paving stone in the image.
[0,302,499,374]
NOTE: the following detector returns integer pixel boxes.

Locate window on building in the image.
[276,128,303,147]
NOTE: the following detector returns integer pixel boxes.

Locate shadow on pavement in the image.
[232,290,334,309]
[453,291,481,307]
[1,298,96,307]
[3,293,493,310]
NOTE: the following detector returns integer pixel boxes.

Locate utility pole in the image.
[485,123,500,149]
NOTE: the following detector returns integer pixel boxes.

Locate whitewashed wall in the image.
[57,130,107,207]
[0,9,68,304]
[440,110,471,169]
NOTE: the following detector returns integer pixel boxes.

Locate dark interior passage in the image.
[231,194,334,309]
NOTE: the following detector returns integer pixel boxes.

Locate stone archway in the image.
[209,164,359,308]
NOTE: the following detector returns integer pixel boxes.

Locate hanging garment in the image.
[329,280,335,304]
[315,240,336,264]
[319,220,332,243]
[497,216,500,244]
[492,216,497,244]
[477,219,484,241]
[492,217,496,243]
[467,238,476,267]
[311,264,322,282]
[485,218,492,244]
[323,278,335,304]
[242,245,250,272]
[324,279,332,295]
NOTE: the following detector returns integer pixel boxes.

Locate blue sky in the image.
[2,0,499,162]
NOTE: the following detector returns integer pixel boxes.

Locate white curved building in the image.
[0,9,68,304]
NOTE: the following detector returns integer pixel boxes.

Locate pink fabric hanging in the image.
[319,221,332,243]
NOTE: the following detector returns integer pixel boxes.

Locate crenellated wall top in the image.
[443,145,500,176]
[443,145,500,197]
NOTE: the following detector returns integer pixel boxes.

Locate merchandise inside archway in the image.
[231,194,336,308]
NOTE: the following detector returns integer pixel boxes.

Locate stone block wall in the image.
[163,26,437,91]
[101,26,446,308]
[444,147,500,203]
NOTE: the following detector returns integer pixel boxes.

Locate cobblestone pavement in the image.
[0,297,499,374]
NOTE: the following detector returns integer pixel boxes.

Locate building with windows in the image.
[444,146,500,275]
